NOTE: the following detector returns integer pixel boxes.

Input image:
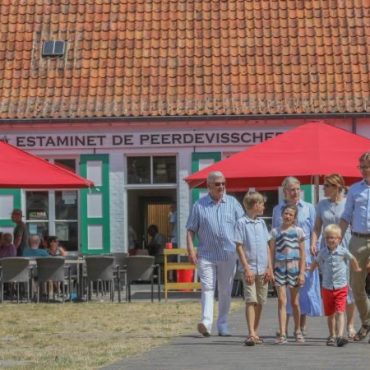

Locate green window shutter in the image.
[79,155,110,255]
[191,152,221,203]
[0,189,21,230]
[301,185,314,203]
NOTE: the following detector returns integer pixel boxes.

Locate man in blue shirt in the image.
[340,151,370,342]
[23,234,49,257]
[186,171,244,337]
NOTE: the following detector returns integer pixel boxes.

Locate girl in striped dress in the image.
[270,204,306,344]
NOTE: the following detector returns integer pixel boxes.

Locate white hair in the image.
[282,176,300,189]
[207,171,225,185]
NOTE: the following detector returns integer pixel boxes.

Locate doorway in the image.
[127,189,176,249]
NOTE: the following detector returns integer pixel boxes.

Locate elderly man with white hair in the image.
[186,171,244,337]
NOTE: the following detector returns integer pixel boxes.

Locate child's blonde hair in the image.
[323,224,342,238]
[243,191,265,210]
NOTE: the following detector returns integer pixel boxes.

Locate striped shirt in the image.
[272,200,315,264]
[186,193,244,261]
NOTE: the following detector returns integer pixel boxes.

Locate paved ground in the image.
[103,297,369,370]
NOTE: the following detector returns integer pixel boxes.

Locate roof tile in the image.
[0,0,369,119]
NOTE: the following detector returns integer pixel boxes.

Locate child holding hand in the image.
[270,204,306,344]
[310,224,361,347]
[235,192,273,346]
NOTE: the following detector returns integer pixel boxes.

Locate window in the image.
[127,156,176,184]
[25,159,79,251]
[42,41,66,57]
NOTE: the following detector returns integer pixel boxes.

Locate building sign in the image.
[1,129,283,149]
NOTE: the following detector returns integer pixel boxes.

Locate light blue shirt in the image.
[186,193,244,262]
[234,215,271,274]
[316,198,351,250]
[316,244,354,290]
[272,199,316,264]
[341,180,370,233]
[23,248,49,257]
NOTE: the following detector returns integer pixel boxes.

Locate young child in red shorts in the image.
[310,224,361,347]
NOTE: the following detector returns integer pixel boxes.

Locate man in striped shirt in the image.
[186,171,244,337]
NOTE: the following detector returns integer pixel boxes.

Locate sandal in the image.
[275,334,287,345]
[326,336,336,346]
[294,331,305,343]
[354,325,370,342]
[336,336,349,347]
[254,336,264,344]
[244,336,257,346]
[347,327,356,342]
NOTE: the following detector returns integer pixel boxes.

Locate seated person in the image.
[147,224,166,263]
[47,236,67,257]
[0,233,16,258]
[23,234,49,257]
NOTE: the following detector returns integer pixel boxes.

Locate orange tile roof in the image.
[0,0,369,119]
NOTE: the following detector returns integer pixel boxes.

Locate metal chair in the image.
[0,257,32,303]
[112,252,128,296]
[84,256,119,302]
[36,257,71,303]
[125,256,161,302]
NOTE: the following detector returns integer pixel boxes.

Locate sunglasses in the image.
[214,182,225,187]
[323,183,334,188]
[358,165,370,170]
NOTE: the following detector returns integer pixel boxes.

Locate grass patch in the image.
[0,300,243,369]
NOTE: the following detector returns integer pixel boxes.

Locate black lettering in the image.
[252,132,264,143]
[195,133,205,144]
[112,135,123,145]
[264,132,275,140]
[231,132,241,143]
[75,136,86,146]
[96,135,105,146]
[172,134,182,144]
[240,132,252,143]
[220,133,230,143]
[17,137,26,147]
[87,136,96,146]
[205,133,216,143]
[140,134,150,145]
[56,136,69,146]
[45,137,56,146]
[150,134,160,144]
[183,134,194,144]
[124,135,134,145]
[161,134,171,144]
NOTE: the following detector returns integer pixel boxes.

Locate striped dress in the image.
[271,226,305,287]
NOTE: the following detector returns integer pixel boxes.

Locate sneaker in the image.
[326,336,336,346]
[197,323,210,337]
[336,336,348,347]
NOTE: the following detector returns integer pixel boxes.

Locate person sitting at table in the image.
[0,232,16,258]
[23,234,49,257]
[47,236,67,257]
[147,224,166,263]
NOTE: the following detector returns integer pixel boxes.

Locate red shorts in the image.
[322,286,348,316]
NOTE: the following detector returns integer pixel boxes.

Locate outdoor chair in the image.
[84,256,119,302]
[125,256,161,302]
[0,257,32,303]
[36,257,71,303]
[112,252,128,295]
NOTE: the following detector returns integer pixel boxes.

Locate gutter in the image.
[0,112,369,125]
